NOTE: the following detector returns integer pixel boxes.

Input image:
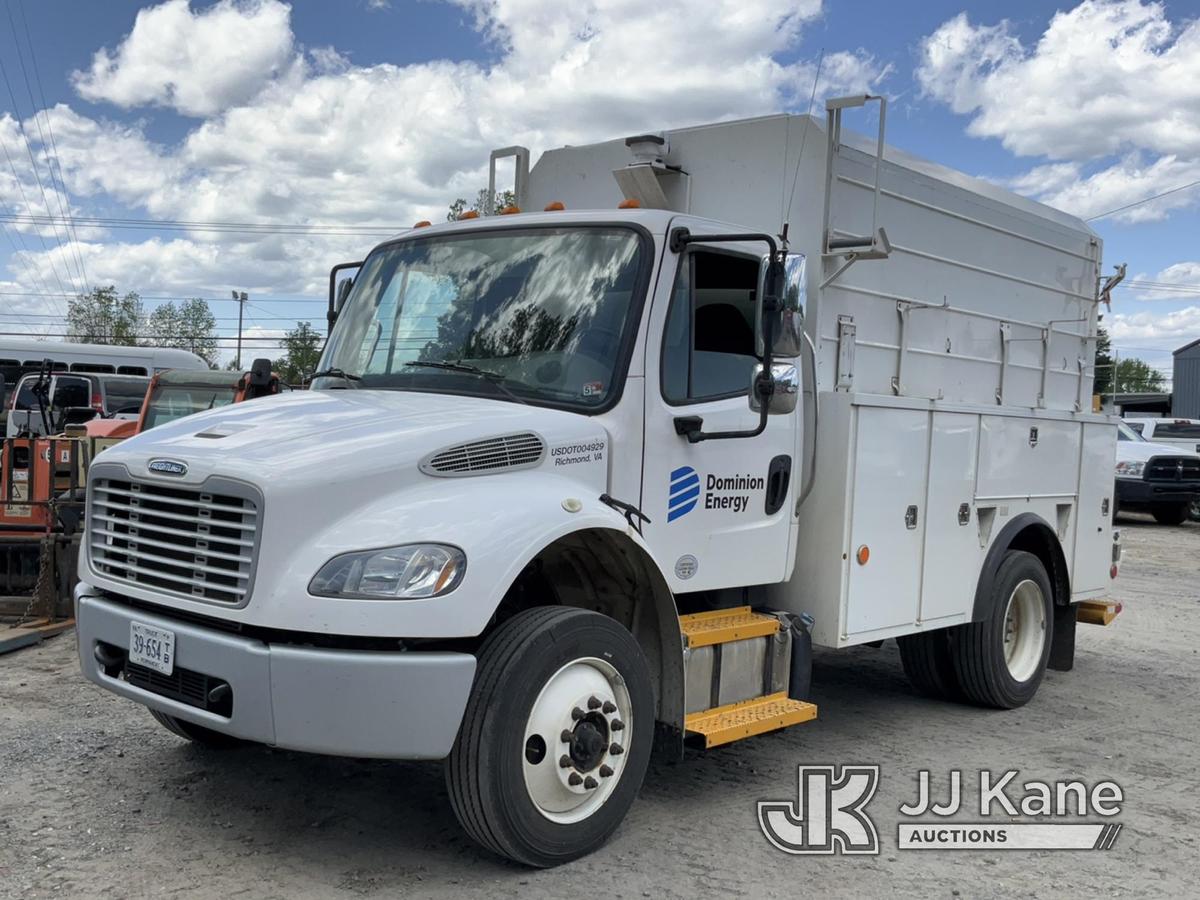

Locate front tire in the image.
[446,607,654,867]
[1152,502,1189,525]
[951,550,1053,709]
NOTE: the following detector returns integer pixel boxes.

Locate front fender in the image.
[252,470,672,639]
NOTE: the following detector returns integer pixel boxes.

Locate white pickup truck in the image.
[1115,419,1200,523]
[75,97,1121,865]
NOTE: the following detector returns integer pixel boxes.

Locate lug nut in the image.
[599,764,614,778]
[602,701,617,714]
[587,696,602,710]
[560,729,573,743]
[583,776,598,790]
[609,742,624,756]
[610,719,624,732]
[571,707,584,720]
[568,772,583,786]
[559,755,573,768]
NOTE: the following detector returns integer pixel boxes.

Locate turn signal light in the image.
[413,220,431,228]
[1110,564,1119,579]
[618,198,641,209]
[544,201,565,211]
[856,545,870,565]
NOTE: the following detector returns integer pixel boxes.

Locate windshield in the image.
[317,227,647,410]
[102,377,150,413]
[144,384,236,429]
[1116,421,1144,442]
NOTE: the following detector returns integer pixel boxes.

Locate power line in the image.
[11,0,89,294]
[0,289,327,303]
[1085,178,1200,222]
[0,210,402,237]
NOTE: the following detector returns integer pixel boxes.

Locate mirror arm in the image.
[669,227,782,443]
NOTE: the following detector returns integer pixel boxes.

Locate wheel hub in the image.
[521,658,633,824]
[1002,578,1047,683]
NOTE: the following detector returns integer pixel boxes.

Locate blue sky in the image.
[1,0,1199,376]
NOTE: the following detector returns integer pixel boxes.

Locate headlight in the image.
[309,543,466,599]
[1114,460,1145,478]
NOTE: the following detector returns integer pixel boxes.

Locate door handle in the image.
[765,455,792,515]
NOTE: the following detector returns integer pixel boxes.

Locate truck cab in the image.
[75,102,1120,866]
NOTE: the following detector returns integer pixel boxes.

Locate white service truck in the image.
[76,97,1123,866]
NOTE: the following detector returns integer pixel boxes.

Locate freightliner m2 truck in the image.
[76,97,1122,865]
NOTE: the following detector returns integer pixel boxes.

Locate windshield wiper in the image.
[404,360,528,405]
[310,367,363,383]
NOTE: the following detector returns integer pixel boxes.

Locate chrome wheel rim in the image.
[521,657,632,824]
[1003,579,1047,682]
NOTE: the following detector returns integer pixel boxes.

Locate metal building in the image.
[1174,337,1200,418]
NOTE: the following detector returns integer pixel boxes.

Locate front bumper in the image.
[75,584,476,759]
[1115,478,1200,506]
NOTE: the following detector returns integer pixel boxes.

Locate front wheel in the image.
[1152,502,1189,525]
[446,607,654,867]
[951,550,1053,709]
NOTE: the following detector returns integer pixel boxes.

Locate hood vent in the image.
[420,432,546,477]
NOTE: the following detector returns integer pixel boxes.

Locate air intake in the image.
[420,432,545,477]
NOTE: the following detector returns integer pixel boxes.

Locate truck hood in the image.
[1115,439,1200,464]
[95,388,612,490]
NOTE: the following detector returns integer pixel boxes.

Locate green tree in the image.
[273,322,323,384]
[1093,326,1113,396]
[67,286,143,345]
[143,298,219,367]
[447,188,517,221]
[1113,357,1165,393]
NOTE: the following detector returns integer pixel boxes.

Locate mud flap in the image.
[1048,602,1077,672]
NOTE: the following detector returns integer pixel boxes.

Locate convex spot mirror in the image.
[749,362,800,415]
[335,276,354,313]
[755,252,807,359]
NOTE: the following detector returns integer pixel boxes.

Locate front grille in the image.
[124,661,231,716]
[1145,456,1200,482]
[89,478,258,605]
[421,432,545,476]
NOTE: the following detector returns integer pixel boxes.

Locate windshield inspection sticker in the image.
[550,439,605,467]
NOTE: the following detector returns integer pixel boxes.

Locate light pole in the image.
[231,290,248,369]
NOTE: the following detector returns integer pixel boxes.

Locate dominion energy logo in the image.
[668,466,764,522]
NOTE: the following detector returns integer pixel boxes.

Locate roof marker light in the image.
[500,205,521,215]
[460,210,480,220]
[413,220,432,228]
[618,199,641,209]
[544,201,565,211]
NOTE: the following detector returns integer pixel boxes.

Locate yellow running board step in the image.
[678,605,780,649]
[685,692,818,748]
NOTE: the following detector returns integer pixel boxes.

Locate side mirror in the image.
[336,277,354,313]
[749,362,800,415]
[755,252,807,358]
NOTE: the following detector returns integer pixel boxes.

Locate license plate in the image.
[129,622,175,675]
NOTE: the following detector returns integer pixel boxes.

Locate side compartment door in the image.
[640,240,798,594]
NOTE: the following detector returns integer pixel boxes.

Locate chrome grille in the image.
[421,432,545,476]
[89,478,258,605]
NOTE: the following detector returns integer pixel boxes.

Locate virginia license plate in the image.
[129,621,175,675]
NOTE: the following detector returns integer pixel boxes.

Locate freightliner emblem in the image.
[148,458,188,476]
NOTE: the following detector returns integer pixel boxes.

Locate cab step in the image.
[679,605,781,648]
[684,691,818,748]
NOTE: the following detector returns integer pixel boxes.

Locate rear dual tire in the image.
[900,550,1053,710]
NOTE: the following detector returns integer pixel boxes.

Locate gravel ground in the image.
[2,515,1197,899]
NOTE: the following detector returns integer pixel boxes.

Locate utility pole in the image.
[232,290,248,369]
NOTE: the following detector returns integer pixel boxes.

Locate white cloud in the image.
[72,0,294,117]
[5,0,891,309]
[1110,305,1200,344]
[917,1,1200,222]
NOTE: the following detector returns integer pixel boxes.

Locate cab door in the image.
[639,230,798,594]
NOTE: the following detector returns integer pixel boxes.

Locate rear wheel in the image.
[149,709,244,748]
[1152,502,1189,525]
[951,550,1053,709]
[446,607,654,867]
[897,629,962,700]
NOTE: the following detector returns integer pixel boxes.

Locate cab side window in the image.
[661,250,760,403]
